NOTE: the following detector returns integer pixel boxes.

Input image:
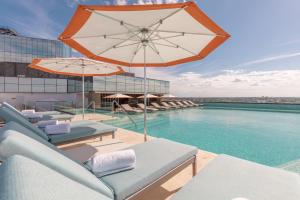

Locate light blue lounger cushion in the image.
[0,129,114,199]
[0,106,49,140]
[0,105,117,144]
[101,138,198,200]
[172,154,300,200]
[0,155,112,200]
[0,121,70,158]
[49,120,117,144]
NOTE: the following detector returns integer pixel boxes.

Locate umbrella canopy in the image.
[104,93,132,99]
[29,57,124,76]
[59,2,230,141]
[161,94,176,98]
[29,57,124,119]
[137,94,159,99]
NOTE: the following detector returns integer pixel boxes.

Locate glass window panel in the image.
[32,78,44,85]
[45,85,56,93]
[106,75,116,82]
[5,77,18,84]
[105,81,116,92]
[19,78,31,84]
[93,82,105,91]
[68,85,75,93]
[32,85,44,92]
[19,84,31,92]
[5,84,18,92]
[117,83,125,92]
[0,77,4,83]
[45,78,56,85]
[57,79,67,85]
[126,76,134,84]
[0,84,4,92]
[57,86,67,93]
[126,84,135,93]
[94,76,105,81]
[117,75,125,83]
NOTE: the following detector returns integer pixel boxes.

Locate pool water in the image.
[105,107,300,166]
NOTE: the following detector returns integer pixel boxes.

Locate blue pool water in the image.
[105,106,300,166]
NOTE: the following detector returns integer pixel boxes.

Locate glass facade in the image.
[0,77,67,93]
[0,34,71,63]
[93,75,170,94]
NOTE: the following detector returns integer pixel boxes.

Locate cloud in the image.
[128,68,300,97]
[235,52,300,68]
[66,0,89,7]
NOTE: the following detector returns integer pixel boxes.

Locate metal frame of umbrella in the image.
[29,58,124,119]
[58,2,230,141]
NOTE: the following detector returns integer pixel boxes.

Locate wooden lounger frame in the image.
[126,155,197,200]
[53,131,115,145]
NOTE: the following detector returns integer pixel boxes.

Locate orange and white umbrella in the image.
[104,93,132,99]
[29,57,124,119]
[59,1,230,140]
[137,94,159,99]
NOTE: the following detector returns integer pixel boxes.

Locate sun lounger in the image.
[0,127,198,200]
[0,106,117,144]
[0,155,112,200]
[169,101,183,108]
[161,102,178,109]
[121,104,143,114]
[182,101,195,107]
[175,101,188,108]
[3,102,73,121]
[151,102,168,110]
[187,100,202,107]
[137,103,158,112]
[171,154,300,200]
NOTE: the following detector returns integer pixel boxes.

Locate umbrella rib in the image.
[94,31,142,57]
[147,6,186,29]
[155,35,197,56]
[69,31,138,40]
[86,9,140,30]
[114,41,142,49]
[153,30,220,37]
[150,34,184,41]
[129,43,142,65]
[147,41,165,63]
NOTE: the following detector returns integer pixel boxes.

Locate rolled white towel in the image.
[45,123,71,135]
[37,120,58,128]
[23,113,43,119]
[85,149,136,177]
[21,109,35,114]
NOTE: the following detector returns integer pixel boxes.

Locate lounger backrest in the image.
[0,129,114,199]
[121,104,133,111]
[161,102,170,107]
[0,121,67,156]
[0,155,113,200]
[0,106,49,141]
[137,103,145,109]
[151,102,159,107]
[169,102,176,106]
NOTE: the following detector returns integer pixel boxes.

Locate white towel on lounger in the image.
[85,149,136,177]
[22,113,43,119]
[45,123,70,135]
[37,120,58,128]
[21,109,36,114]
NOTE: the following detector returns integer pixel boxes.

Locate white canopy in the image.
[29,57,124,119]
[137,94,159,99]
[29,57,124,76]
[104,93,132,99]
[161,94,176,98]
[59,2,230,141]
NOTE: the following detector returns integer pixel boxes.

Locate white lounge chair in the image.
[137,103,158,112]
[151,102,168,110]
[121,104,143,114]
[161,102,178,109]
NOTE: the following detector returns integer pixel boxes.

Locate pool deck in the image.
[58,113,217,200]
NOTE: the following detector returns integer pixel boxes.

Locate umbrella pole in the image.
[143,45,147,142]
[82,75,85,120]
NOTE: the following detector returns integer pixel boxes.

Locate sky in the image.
[1,0,300,97]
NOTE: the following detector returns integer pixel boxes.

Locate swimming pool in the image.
[105,106,300,167]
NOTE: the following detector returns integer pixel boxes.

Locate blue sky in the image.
[1,0,300,97]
